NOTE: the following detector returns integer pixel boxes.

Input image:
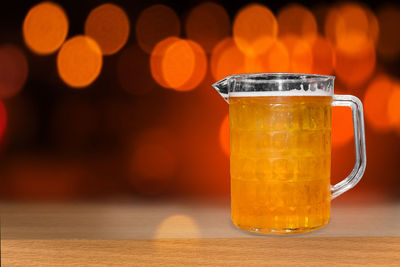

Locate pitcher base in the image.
[234,222,328,235]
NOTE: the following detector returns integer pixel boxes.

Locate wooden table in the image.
[1,201,399,266]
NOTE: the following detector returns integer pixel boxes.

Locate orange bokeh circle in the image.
[335,40,376,87]
[185,2,231,53]
[325,3,377,54]
[233,4,278,56]
[311,36,335,75]
[57,35,103,88]
[85,3,130,55]
[387,82,400,132]
[210,38,246,81]
[151,38,207,91]
[136,5,180,54]
[281,35,313,74]
[277,4,317,43]
[364,75,394,132]
[23,2,68,55]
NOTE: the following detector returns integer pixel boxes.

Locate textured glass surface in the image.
[229,96,332,234]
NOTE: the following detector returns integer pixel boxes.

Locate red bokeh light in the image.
[0,44,28,98]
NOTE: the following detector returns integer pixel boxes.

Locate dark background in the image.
[0,0,399,202]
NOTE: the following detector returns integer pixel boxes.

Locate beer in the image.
[229,95,332,234]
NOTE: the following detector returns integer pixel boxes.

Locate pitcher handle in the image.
[331,95,367,199]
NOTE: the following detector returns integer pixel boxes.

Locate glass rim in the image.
[226,72,335,83]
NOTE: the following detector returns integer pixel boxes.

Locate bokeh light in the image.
[85,3,130,55]
[151,38,207,91]
[0,45,28,98]
[311,36,334,75]
[185,2,231,53]
[117,45,153,95]
[0,101,7,140]
[57,35,102,88]
[130,128,177,196]
[161,39,195,89]
[23,2,68,55]
[377,5,400,60]
[219,114,229,156]
[325,3,378,53]
[155,215,200,238]
[233,4,278,56]
[210,38,245,81]
[136,4,180,54]
[364,75,394,132]
[335,40,376,87]
[255,40,290,73]
[277,4,317,43]
[332,106,354,147]
[387,82,400,132]
[150,37,180,88]
[281,35,313,73]
[175,40,207,91]
[162,39,206,91]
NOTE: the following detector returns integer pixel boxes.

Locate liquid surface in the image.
[229,96,332,234]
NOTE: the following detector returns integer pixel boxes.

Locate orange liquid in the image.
[229,96,332,234]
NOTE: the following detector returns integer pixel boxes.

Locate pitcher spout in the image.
[212,77,229,103]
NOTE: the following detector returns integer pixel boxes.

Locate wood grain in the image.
[1,202,400,266]
[2,238,400,266]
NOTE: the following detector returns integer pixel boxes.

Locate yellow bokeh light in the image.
[85,3,130,55]
[57,36,102,88]
[233,4,278,56]
[23,2,69,55]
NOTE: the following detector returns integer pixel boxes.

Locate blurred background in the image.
[0,0,399,202]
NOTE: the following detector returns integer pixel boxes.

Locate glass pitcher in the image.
[212,73,366,234]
